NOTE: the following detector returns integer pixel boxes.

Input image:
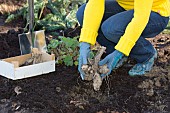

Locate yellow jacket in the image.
[79,0,170,56]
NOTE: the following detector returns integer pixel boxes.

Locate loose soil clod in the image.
[14,86,22,95]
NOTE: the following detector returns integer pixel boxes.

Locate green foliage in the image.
[47,39,61,49]
[5,14,16,23]
[162,18,170,34]
[5,0,86,32]
[5,0,95,67]
[47,36,79,66]
[5,6,28,23]
[165,19,170,30]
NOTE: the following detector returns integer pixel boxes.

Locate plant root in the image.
[93,72,102,91]
[81,46,109,91]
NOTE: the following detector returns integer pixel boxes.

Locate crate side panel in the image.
[3,54,31,66]
[14,60,55,80]
[0,61,15,80]
[41,52,53,62]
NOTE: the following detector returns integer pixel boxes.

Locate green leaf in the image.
[50,32,59,36]
[62,37,74,48]
[48,39,60,49]
[63,55,73,66]
[89,51,95,59]
[74,61,79,66]
[5,14,16,23]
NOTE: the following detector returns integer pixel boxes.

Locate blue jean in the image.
[76,0,169,63]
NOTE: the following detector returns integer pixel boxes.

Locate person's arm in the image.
[79,0,105,45]
[115,0,154,56]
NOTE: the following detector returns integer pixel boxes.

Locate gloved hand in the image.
[99,50,124,78]
[78,42,91,80]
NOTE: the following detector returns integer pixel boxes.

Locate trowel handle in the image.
[28,0,34,33]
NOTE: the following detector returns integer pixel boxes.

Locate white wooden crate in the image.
[0,52,55,80]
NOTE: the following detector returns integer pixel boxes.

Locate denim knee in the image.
[97,33,116,55]
[101,21,123,44]
[76,4,86,26]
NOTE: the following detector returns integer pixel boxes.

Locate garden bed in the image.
[0,4,170,113]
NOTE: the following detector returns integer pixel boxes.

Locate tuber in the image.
[81,46,109,91]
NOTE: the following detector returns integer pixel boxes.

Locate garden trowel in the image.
[18,0,47,55]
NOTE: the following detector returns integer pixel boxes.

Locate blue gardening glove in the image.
[99,50,124,78]
[78,42,90,80]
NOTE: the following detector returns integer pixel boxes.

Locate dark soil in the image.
[0,11,170,113]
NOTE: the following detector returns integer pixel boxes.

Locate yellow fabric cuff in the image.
[79,28,98,45]
[115,37,135,56]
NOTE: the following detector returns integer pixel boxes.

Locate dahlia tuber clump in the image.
[81,46,109,91]
[23,48,43,66]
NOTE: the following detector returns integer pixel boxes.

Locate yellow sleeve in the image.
[79,0,105,45]
[115,0,154,56]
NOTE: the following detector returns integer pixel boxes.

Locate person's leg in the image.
[130,13,169,63]
[101,10,169,63]
[76,0,125,55]
[128,14,169,76]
